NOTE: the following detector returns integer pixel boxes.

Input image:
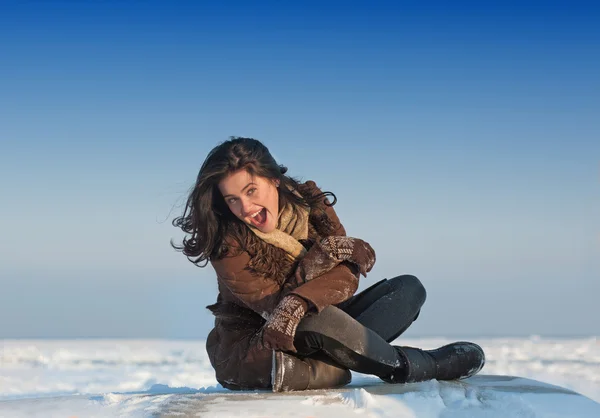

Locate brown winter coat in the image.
[205,180,360,390]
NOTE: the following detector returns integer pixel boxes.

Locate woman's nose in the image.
[240,198,253,216]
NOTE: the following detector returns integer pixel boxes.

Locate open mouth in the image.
[249,208,267,228]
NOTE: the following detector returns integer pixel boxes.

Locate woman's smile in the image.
[247,207,268,227]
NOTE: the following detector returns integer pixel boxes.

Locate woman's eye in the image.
[228,198,237,204]
[247,188,257,196]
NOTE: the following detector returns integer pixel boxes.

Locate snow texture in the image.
[0,336,599,417]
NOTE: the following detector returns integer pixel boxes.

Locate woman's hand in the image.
[293,240,341,284]
[294,236,376,284]
[320,236,376,277]
[261,295,307,353]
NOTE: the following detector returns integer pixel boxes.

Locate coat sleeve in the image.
[285,181,360,312]
[288,261,360,313]
[211,249,283,319]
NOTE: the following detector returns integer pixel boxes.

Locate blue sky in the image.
[1,1,598,338]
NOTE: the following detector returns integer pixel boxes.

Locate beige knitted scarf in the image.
[248,196,309,261]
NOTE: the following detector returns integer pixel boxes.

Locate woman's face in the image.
[218,169,280,233]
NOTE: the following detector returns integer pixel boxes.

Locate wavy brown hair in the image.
[171,137,336,267]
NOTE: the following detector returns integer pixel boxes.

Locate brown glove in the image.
[261,295,308,353]
[295,236,376,284]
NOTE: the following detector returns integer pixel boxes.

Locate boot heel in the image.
[272,351,352,392]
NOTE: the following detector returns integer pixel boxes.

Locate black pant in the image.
[294,275,426,377]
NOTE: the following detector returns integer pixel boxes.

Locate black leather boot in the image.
[272,351,352,392]
[382,342,485,383]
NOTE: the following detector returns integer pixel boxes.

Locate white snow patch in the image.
[0,337,599,417]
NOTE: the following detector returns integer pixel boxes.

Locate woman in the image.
[172,137,485,392]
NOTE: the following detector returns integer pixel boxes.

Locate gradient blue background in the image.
[1,1,598,338]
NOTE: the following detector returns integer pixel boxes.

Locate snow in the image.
[0,337,599,417]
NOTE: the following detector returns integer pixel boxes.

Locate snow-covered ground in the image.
[1,336,599,417]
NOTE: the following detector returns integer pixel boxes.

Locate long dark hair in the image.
[171,137,336,267]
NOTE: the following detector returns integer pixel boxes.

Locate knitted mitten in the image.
[295,236,376,283]
[319,236,376,277]
[262,295,308,353]
[294,240,340,284]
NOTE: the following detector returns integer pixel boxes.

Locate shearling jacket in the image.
[205,180,360,390]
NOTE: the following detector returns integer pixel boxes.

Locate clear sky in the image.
[1,1,598,339]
